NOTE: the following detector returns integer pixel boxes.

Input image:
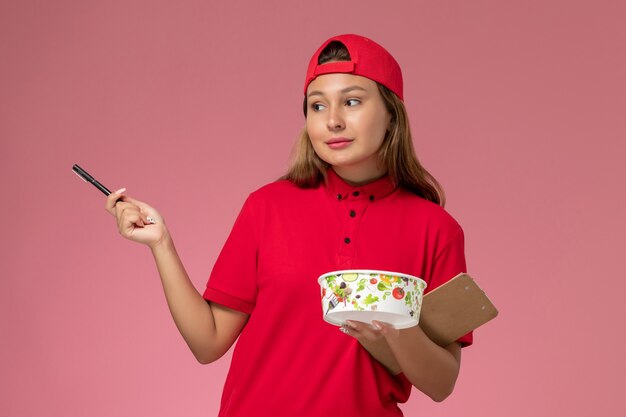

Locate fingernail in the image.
[114,188,126,194]
[345,320,357,329]
[147,216,156,224]
[339,326,349,334]
[371,321,382,331]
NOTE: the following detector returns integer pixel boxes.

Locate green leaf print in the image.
[357,278,367,292]
[335,287,346,299]
[377,282,390,291]
[363,294,379,305]
[405,291,414,306]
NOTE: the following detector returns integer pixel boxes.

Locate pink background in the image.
[1,0,625,416]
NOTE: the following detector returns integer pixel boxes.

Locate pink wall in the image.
[1,0,624,415]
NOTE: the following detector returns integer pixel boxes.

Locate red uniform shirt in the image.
[203,169,472,416]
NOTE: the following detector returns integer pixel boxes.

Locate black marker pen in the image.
[72,164,112,196]
[72,164,155,223]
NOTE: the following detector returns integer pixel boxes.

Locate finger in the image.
[119,194,152,212]
[117,207,148,237]
[339,324,361,338]
[114,201,140,218]
[125,207,151,226]
[115,202,144,227]
[105,188,126,214]
[120,196,160,224]
[345,320,382,341]
[372,320,400,339]
[122,202,156,228]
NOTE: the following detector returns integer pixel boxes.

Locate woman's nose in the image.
[326,107,345,131]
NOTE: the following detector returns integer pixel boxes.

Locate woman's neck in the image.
[332,165,387,186]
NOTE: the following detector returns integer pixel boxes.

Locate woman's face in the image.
[305,72,392,185]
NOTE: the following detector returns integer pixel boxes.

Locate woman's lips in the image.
[326,138,353,149]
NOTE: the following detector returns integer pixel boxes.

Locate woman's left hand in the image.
[345,320,463,401]
[342,320,402,375]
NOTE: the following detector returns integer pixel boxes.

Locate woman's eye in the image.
[346,99,360,106]
[311,103,325,111]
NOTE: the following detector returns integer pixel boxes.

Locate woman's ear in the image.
[387,117,395,132]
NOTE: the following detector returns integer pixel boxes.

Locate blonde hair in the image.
[282,41,446,206]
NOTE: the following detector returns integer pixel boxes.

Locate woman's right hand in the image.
[105,189,248,365]
[105,188,169,249]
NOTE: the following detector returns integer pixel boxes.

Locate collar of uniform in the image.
[325,168,397,202]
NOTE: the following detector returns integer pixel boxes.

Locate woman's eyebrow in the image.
[307,85,368,98]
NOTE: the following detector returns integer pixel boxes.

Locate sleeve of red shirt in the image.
[202,194,259,315]
[426,225,474,347]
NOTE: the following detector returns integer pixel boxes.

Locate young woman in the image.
[106,34,472,417]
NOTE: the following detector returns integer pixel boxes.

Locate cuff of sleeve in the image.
[457,331,473,348]
[396,372,411,385]
[203,286,255,315]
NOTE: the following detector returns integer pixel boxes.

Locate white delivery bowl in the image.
[318,270,427,329]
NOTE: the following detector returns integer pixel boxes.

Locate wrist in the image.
[149,230,174,253]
